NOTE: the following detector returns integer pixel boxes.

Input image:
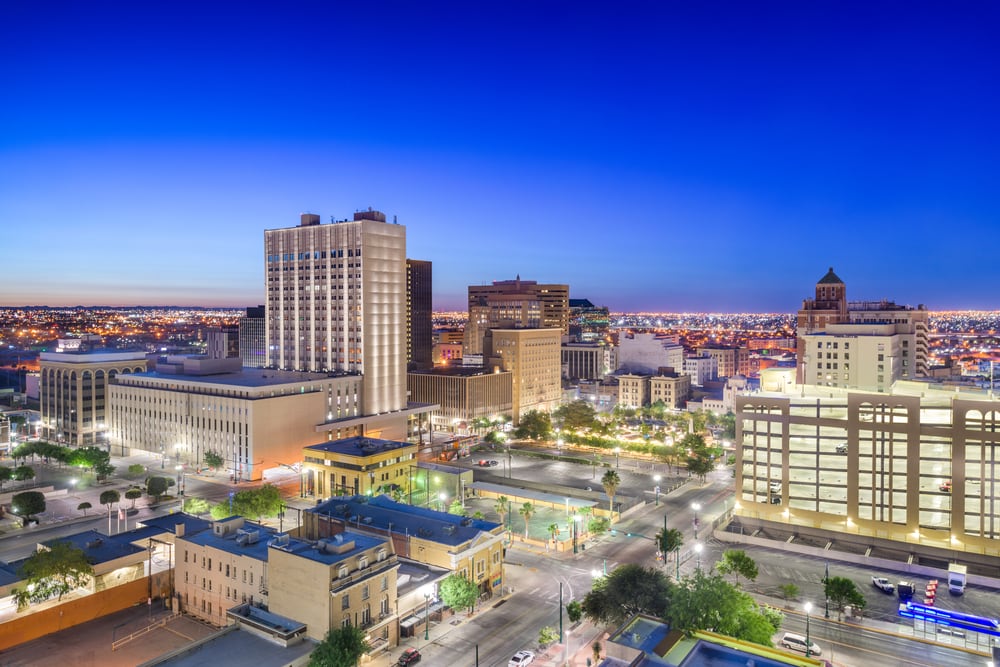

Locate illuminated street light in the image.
[694,542,703,570]
[691,502,701,531]
[654,474,662,506]
[804,601,813,658]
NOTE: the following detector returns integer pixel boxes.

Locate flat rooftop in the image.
[119,367,354,388]
[305,436,415,457]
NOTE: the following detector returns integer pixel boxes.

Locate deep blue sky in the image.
[1,2,997,312]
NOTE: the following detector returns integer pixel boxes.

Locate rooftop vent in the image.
[460,517,473,526]
[362,517,373,524]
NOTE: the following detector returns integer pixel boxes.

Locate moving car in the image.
[508,650,535,667]
[779,632,821,656]
[398,648,422,666]
[871,576,895,593]
[477,459,499,467]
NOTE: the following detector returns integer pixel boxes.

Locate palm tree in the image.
[656,527,683,565]
[601,470,621,520]
[547,523,560,549]
[495,495,509,528]
[518,502,535,539]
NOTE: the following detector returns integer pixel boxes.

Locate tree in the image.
[824,575,866,619]
[539,626,560,646]
[230,484,284,522]
[94,460,116,481]
[146,476,169,503]
[77,501,92,516]
[715,550,758,588]
[438,573,479,613]
[0,466,12,491]
[100,490,120,524]
[11,491,45,526]
[308,625,371,667]
[547,523,560,548]
[127,463,146,477]
[183,497,211,515]
[656,527,683,566]
[665,569,774,647]
[518,502,535,539]
[601,469,620,519]
[13,465,35,483]
[553,400,598,431]
[592,641,602,664]
[581,564,673,627]
[566,599,583,623]
[204,450,225,472]
[760,605,784,633]
[513,410,552,441]
[124,487,143,509]
[12,541,94,610]
[448,499,465,515]
[780,583,799,603]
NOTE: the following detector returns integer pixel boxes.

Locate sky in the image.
[1,2,997,313]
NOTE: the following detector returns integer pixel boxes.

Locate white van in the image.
[779,632,821,656]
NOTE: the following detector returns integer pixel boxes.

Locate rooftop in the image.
[304,436,415,457]
[119,367,351,388]
[40,530,146,565]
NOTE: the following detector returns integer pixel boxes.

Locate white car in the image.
[508,650,535,667]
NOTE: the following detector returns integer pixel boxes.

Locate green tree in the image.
[210,502,233,520]
[438,573,479,613]
[547,522,560,548]
[94,460,116,481]
[146,476,169,503]
[760,605,784,633]
[127,463,146,477]
[513,410,552,441]
[601,469,621,519]
[665,569,774,646]
[11,491,45,526]
[13,465,35,483]
[203,450,225,472]
[656,527,684,564]
[124,487,143,509]
[183,497,211,515]
[518,502,535,539]
[448,499,465,515]
[715,549,758,588]
[566,600,583,623]
[12,541,94,610]
[587,515,610,535]
[77,501,92,516]
[99,490,120,518]
[308,625,370,667]
[824,575,866,620]
[780,582,799,603]
[539,626,560,646]
[553,400,598,431]
[230,484,284,522]
[581,564,673,627]
[494,495,509,528]
[0,466,12,491]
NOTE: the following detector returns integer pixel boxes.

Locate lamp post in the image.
[654,474,661,506]
[824,561,830,619]
[160,446,165,469]
[694,542,703,571]
[691,502,701,532]
[424,593,431,640]
[804,601,813,658]
[175,465,184,496]
[438,491,447,512]
[614,447,620,469]
[572,514,580,554]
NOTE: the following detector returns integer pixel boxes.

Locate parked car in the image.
[508,650,535,667]
[940,481,952,492]
[779,632,821,656]
[835,443,849,453]
[897,581,916,600]
[871,576,895,593]
[398,648,422,666]
[477,459,499,467]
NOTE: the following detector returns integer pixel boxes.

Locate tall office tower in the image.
[483,327,562,423]
[464,276,569,354]
[265,210,407,415]
[797,267,929,391]
[238,305,266,368]
[406,259,433,370]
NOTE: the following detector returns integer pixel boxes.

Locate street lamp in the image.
[614,446,620,469]
[691,502,701,531]
[160,447,165,469]
[694,542,703,571]
[424,592,431,640]
[654,475,662,506]
[175,465,184,496]
[438,491,447,511]
[572,514,580,554]
[804,601,813,658]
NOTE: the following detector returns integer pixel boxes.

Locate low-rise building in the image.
[302,436,418,498]
[407,367,512,434]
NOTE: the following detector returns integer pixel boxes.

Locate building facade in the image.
[265,211,407,415]
[464,277,569,355]
[39,341,149,447]
[483,328,562,422]
[617,333,684,376]
[238,305,266,368]
[407,367,513,433]
[406,259,433,371]
[301,436,418,498]
[735,388,1000,557]
[562,342,616,381]
[649,373,691,410]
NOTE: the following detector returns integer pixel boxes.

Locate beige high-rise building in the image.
[408,367,514,433]
[797,268,929,391]
[483,328,561,423]
[265,210,407,415]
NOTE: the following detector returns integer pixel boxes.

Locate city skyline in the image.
[2,3,998,312]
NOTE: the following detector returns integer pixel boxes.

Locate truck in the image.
[948,563,967,595]
[897,581,916,600]
[871,576,895,594]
